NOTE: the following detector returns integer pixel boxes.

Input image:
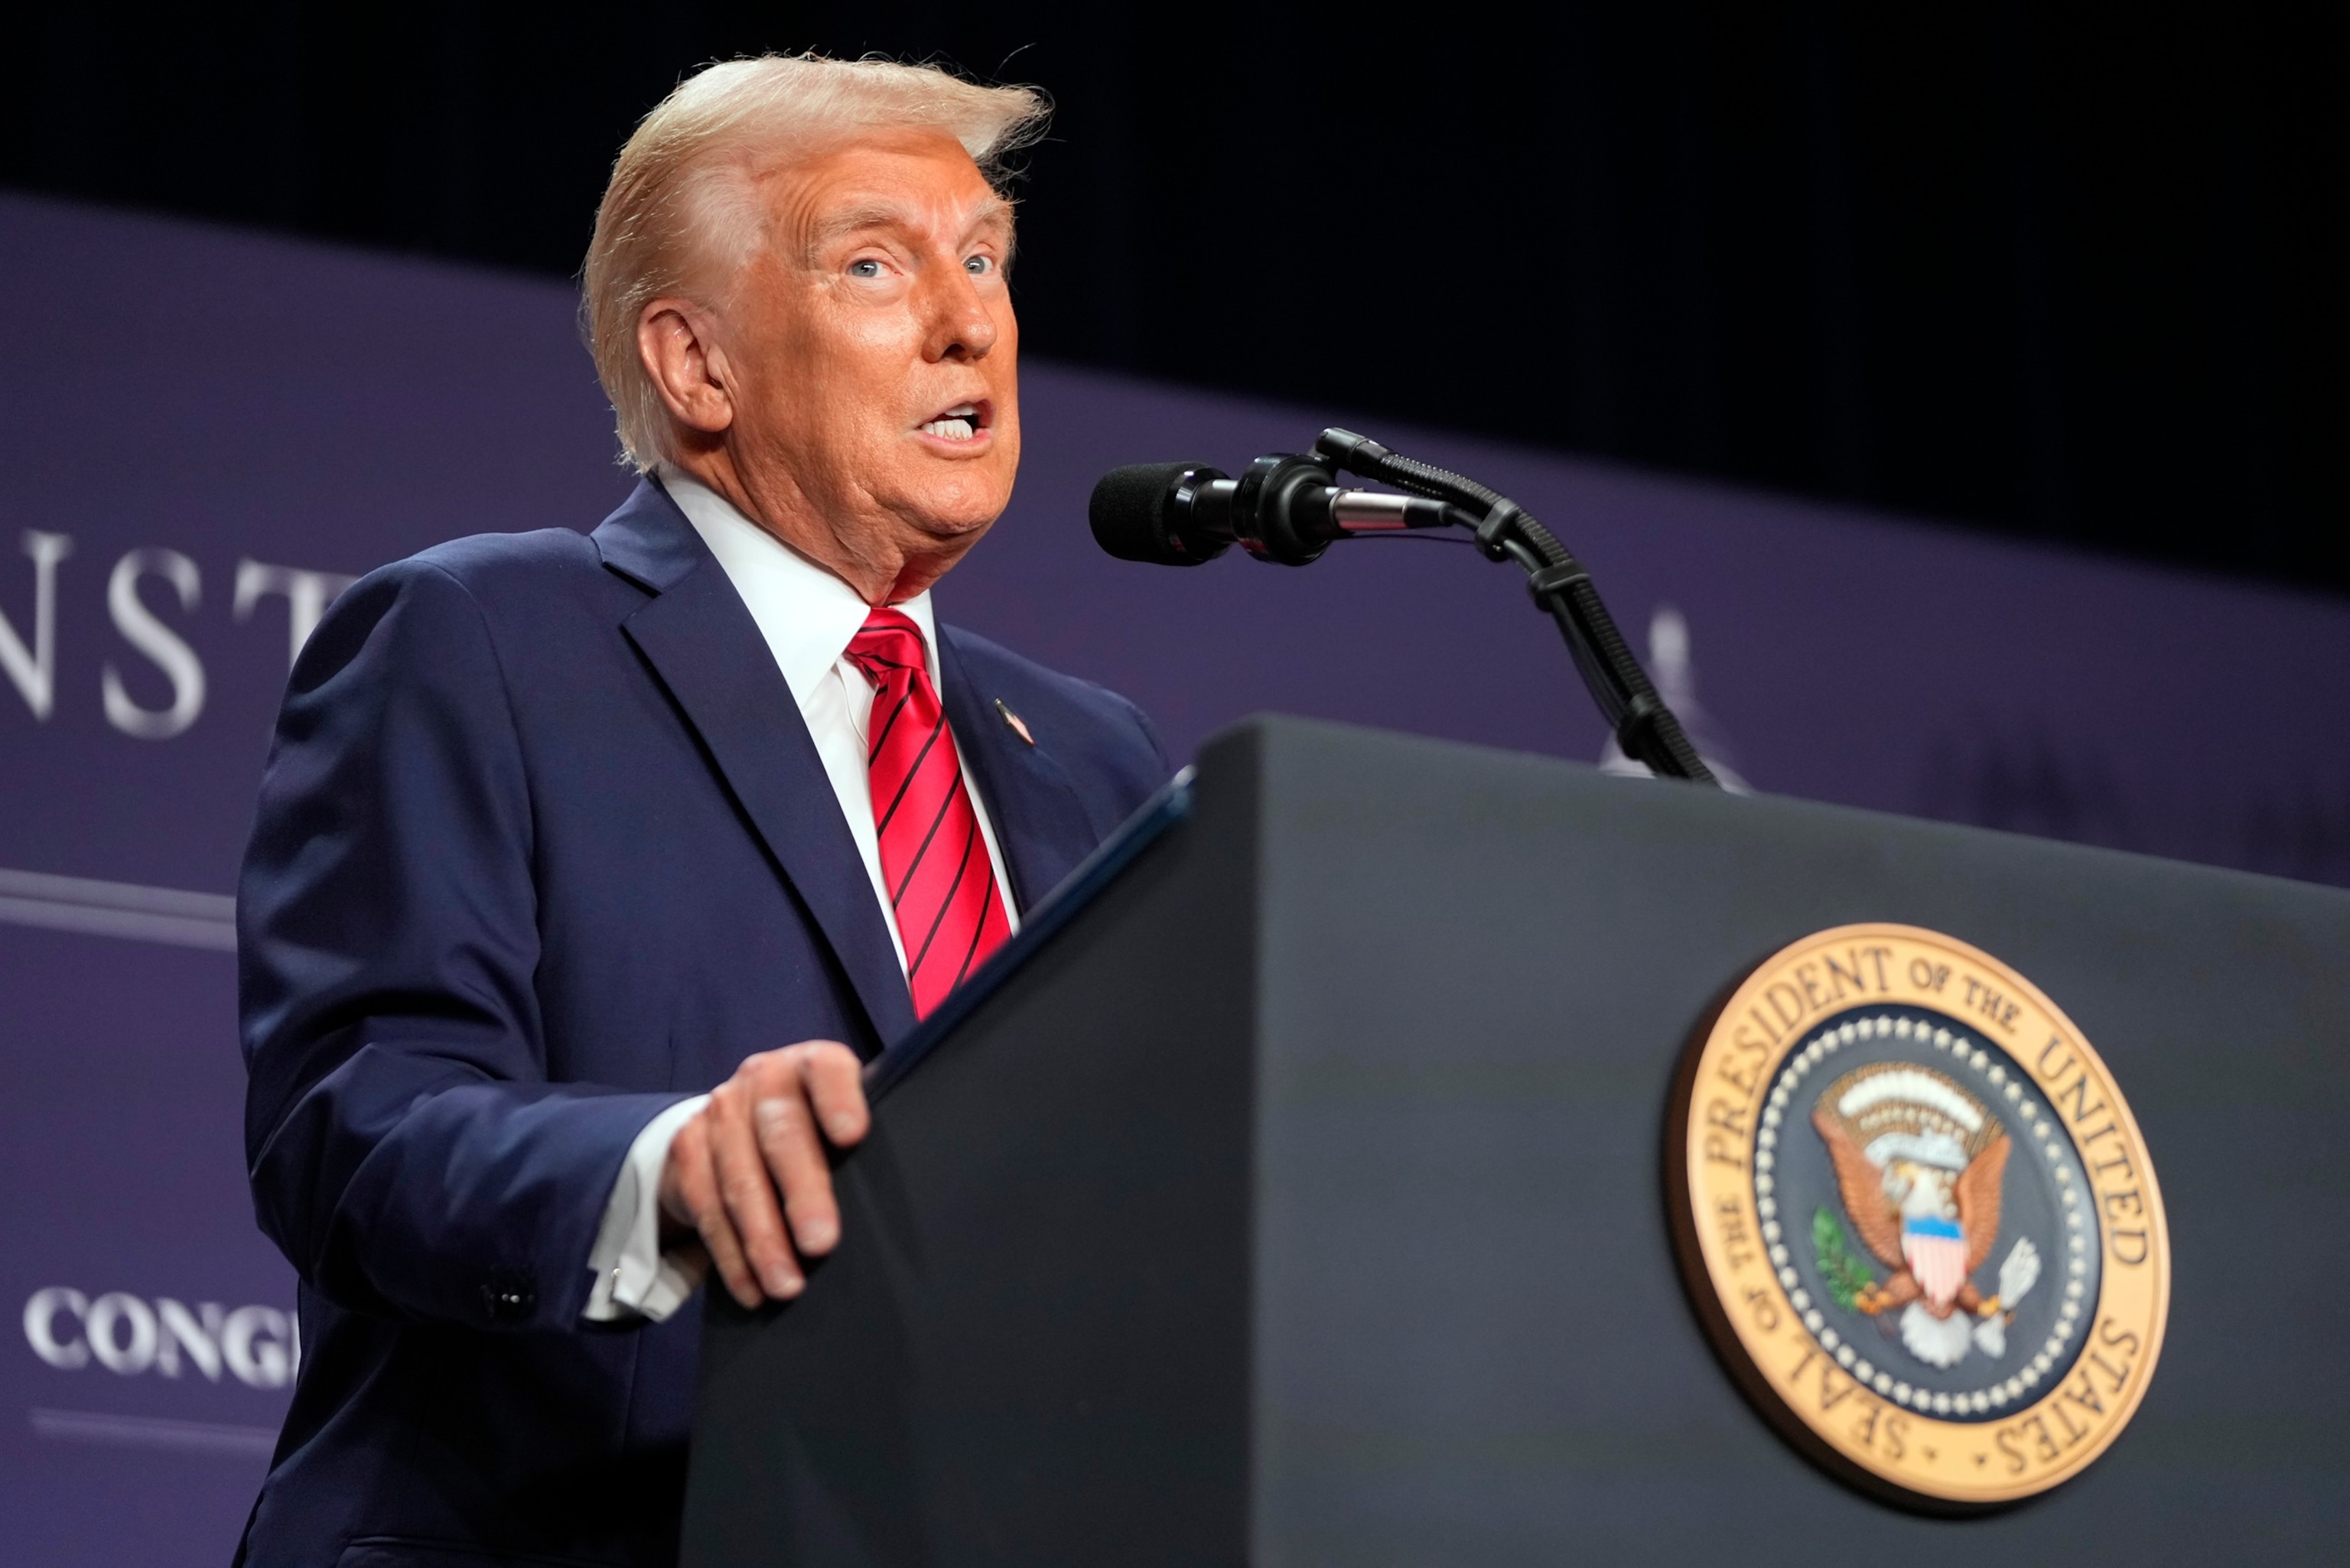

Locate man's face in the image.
[718,128,1020,574]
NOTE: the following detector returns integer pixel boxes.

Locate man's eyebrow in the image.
[961,199,1016,242]
[807,204,913,246]
[805,198,1017,252]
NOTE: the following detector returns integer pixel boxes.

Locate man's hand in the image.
[659,1041,870,1308]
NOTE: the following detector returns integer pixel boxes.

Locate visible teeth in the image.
[921,419,975,441]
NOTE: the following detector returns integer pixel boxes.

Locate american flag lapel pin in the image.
[994,698,1035,747]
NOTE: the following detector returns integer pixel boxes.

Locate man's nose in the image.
[920,264,998,363]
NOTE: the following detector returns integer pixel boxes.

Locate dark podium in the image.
[682,717,2350,1565]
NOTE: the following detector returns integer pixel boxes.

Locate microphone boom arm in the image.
[1311,428,1719,786]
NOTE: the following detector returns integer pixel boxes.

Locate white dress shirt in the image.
[582,470,1019,1322]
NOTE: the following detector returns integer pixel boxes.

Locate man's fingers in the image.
[749,1041,866,1260]
[754,1091,840,1257]
[671,1121,760,1309]
[799,1042,870,1147]
[711,1091,802,1300]
[659,1041,868,1310]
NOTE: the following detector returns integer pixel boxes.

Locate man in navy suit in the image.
[234,56,1167,1567]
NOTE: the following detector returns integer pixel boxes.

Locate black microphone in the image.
[1089,454,1457,568]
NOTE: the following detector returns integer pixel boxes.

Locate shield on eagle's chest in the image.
[1902,1222,1969,1308]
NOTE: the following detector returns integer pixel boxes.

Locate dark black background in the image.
[7,2,2341,594]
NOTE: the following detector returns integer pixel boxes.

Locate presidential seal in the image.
[1666,924,2169,1508]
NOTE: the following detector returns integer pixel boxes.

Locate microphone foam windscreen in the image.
[1089,462,1212,565]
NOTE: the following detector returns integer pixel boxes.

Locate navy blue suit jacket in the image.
[234,479,1168,1568]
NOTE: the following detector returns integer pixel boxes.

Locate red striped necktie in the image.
[843,607,1012,1017]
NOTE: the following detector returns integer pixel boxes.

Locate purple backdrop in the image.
[3,191,2345,1565]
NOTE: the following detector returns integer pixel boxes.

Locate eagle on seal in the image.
[1813,1063,2040,1368]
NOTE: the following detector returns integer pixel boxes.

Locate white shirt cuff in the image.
[582,1094,711,1323]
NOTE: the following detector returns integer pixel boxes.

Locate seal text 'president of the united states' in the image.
[234,55,1168,1566]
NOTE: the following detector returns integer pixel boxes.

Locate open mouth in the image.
[917,401,991,443]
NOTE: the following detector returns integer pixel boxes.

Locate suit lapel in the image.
[595,481,919,1052]
[937,628,1101,914]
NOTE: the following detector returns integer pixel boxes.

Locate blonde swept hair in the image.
[581,55,1047,469]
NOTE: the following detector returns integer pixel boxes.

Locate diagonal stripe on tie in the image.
[868,686,916,761]
[872,712,946,839]
[947,874,996,990]
[893,784,959,904]
[906,818,980,983]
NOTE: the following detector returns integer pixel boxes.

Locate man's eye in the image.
[848,259,884,279]
[964,255,994,277]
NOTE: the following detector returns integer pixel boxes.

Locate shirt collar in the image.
[658,466,939,709]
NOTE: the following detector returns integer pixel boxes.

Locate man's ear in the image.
[637,299,734,436]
